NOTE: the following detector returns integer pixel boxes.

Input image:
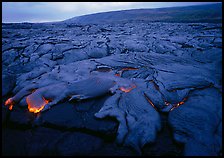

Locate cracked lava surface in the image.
[2,19,222,156]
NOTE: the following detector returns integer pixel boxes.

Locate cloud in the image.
[2,2,221,23]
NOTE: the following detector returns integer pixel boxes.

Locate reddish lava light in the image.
[115,73,121,77]
[170,98,187,111]
[5,98,13,106]
[115,67,138,77]
[144,93,158,111]
[5,98,14,110]
[9,104,13,110]
[26,96,50,113]
[119,84,136,93]
[121,67,138,71]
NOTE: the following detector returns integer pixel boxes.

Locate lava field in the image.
[2,17,222,156]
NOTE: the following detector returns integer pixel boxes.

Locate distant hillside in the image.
[63,3,222,24]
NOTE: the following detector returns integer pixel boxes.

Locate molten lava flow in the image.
[5,98,14,110]
[121,67,138,71]
[119,84,136,93]
[9,104,13,110]
[170,97,187,111]
[115,67,138,77]
[115,73,121,77]
[144,93,158,111]
[26,97,50,113]
[5,98,13,106]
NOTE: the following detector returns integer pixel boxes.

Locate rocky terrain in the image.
[2,4,222,156]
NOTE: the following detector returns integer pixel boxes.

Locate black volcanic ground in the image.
[2,4,222,156]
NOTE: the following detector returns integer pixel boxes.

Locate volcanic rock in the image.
[2,4,222,156]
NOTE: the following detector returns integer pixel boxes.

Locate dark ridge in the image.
[63,3,222,24]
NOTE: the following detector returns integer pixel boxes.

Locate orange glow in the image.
[115,67,138,77]
[179,101,184,105]
[121,67,138,71]
[5,98,14,111]
[144,94,158,111]
[5,98,13,106]
[26,97,50,113]
[119,84,136,93]
[170,98,187,111]
[9,104,13,110]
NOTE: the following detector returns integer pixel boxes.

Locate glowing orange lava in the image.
[5,98,12,106]
[115,67,138,77]
[5,98,14,110]
[119,84,136,93]
[144,94,158,111]
[121,67,138,71]
[9,104,13,110]
[170,98,187,111]
[26,97,50,113]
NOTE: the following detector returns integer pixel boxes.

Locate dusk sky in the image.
[2,2,221,23]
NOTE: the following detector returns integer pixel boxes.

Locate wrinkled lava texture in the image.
[2,21,222,156]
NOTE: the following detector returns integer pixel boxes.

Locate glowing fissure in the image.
[169,97,187,111]
[144,93,158,111]
[115,73,121,77]
[115,67,138,77]
[119,84,136,93]
[121,67,138,71]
